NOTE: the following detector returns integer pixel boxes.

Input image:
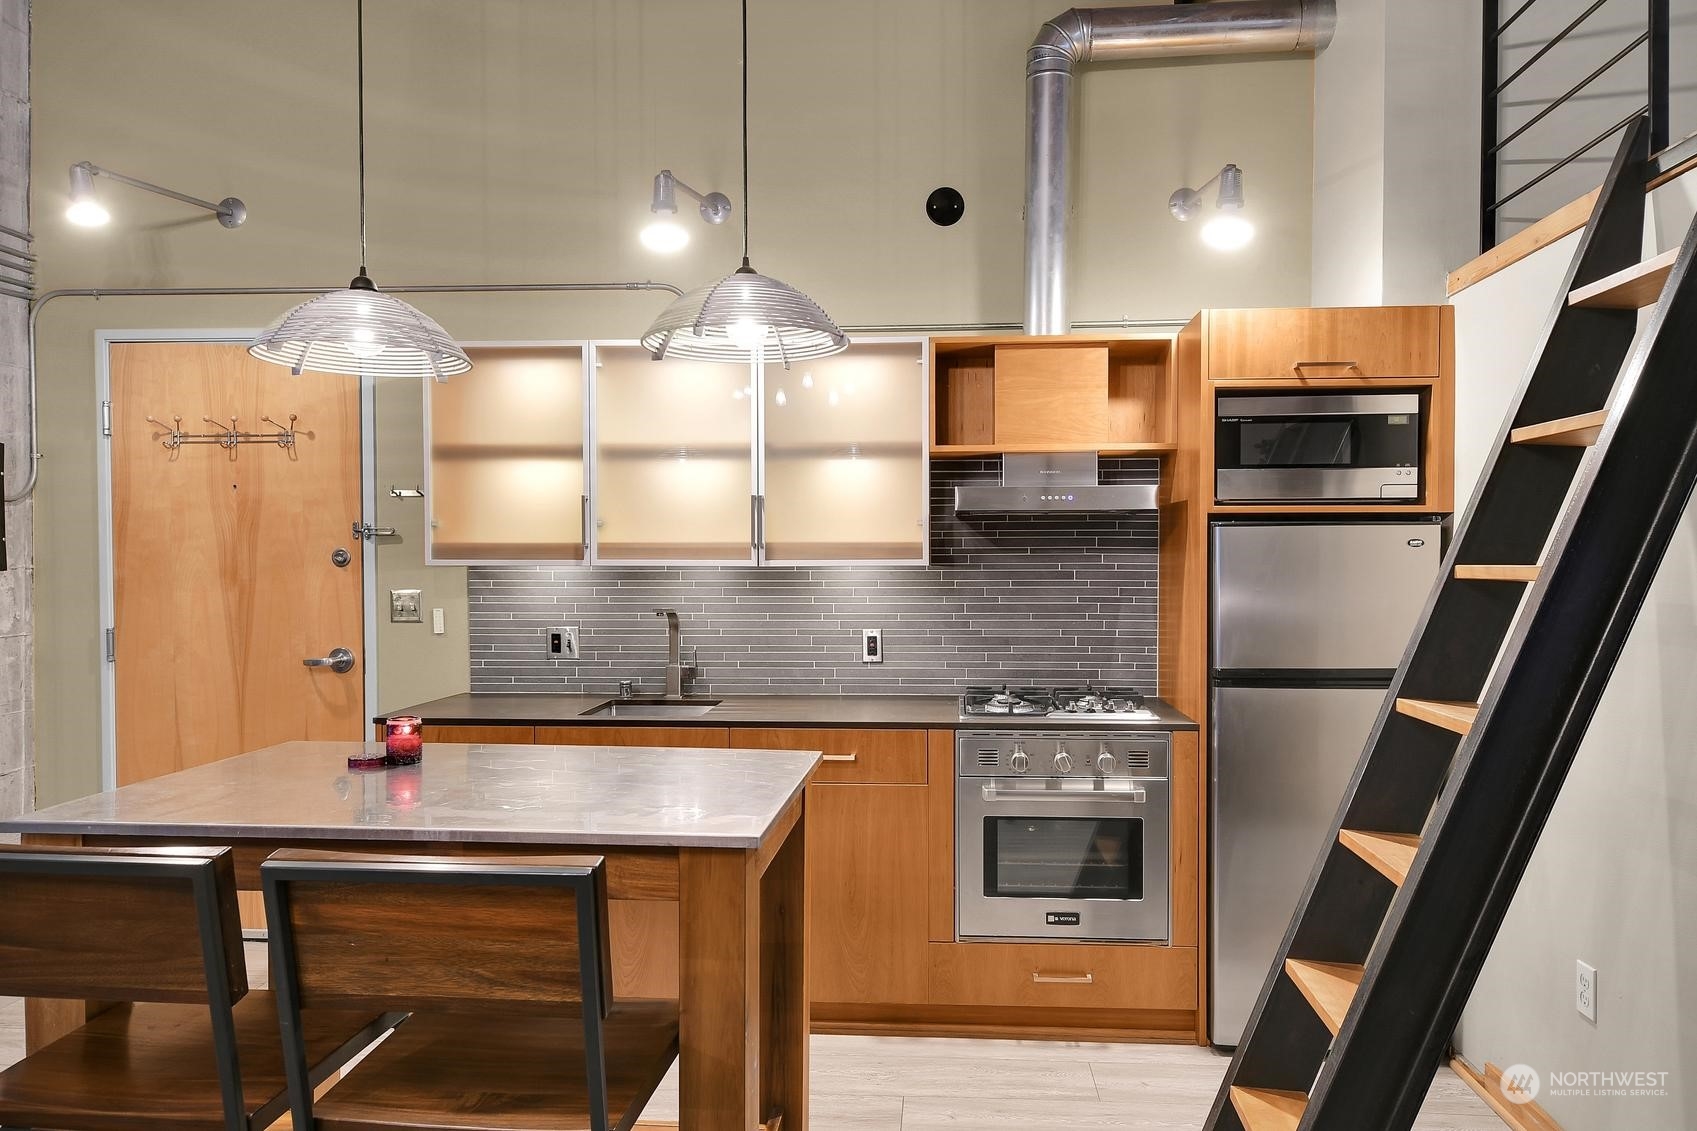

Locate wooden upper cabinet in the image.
[1206,307,1442,381]
[992,345,1109,445]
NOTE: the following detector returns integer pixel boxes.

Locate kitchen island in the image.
[0,739,820,1131]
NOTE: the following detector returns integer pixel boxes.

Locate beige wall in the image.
[28,0,1316,804]
[1450,177,1697,1128]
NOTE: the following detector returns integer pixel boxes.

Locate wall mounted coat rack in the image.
[145,413,302,452]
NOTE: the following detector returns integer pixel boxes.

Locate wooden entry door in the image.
[110,341,365,785]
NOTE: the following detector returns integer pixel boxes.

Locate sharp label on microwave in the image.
[1215,392,1422,504]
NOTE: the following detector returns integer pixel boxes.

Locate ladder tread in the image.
[1285,958,1364,1035]
[1510,409,1610,447]
[1455,563,1540,582]
[1569,247,1679,309]
[1340,829,1422,885]
[1228,1087,1310,1131]
[1395,697,1479,734]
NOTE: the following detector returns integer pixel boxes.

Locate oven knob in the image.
[1010,745,1031,774]
[1097,745,1116,774]
[1053,747,1073,773]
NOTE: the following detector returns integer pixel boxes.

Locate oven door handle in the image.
[979,784,1148,804]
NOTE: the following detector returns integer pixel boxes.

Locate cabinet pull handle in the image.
[1032,971,1094,985]
[821,753,859,763]
[1291,359,1361,372]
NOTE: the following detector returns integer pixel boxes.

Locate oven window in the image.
[982,816,1143,900]
[1239,419,1355,467]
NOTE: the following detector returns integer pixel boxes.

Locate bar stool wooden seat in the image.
[0,844,398,1131]
[261,849,680,1131]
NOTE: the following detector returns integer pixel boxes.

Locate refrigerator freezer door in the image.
[1211,522,1443,672]
[1209,683,1390,1046]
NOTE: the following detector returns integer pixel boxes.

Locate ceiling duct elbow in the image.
[1024,1,1336,336]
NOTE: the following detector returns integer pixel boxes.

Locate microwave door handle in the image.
[980,784,1148,803]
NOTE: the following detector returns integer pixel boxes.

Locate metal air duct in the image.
[1025,1,1336,334]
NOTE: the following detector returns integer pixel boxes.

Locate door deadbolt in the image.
[331,547,352,567]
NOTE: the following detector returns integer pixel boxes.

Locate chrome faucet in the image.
[653,608,699,698]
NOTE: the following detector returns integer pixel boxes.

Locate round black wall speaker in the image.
[926,186,965,227]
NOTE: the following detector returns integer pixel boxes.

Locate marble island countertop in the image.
[0,740,821,849]
[376,693,1199,731]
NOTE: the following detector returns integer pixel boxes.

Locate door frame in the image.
[94,329,379,789]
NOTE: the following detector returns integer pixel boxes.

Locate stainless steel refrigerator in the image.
[1208,519,1443,1046]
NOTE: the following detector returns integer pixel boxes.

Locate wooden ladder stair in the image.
[1205,116,1697,1131]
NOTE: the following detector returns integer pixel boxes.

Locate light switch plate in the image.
[861,628,883,663]
[389,589,423,623]
[431,608,445,635]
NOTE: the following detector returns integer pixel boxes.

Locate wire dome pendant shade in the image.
[250,277,473,379]
[641,261,848,366]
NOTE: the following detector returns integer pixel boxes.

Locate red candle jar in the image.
[384,715,424,765]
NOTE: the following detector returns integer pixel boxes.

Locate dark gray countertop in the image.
[376,693,1198,732]
[1,741,819,849]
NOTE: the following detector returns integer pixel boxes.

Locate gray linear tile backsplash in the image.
[468,458,1160,696]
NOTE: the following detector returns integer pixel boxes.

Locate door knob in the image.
[303,647,356,674]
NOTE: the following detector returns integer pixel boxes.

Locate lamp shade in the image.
[640,262,848,366]
[248,280,473,379]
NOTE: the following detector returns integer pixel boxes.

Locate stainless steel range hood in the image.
[953,453,1157,514]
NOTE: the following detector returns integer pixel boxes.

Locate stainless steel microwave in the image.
[1215,392,1422,504]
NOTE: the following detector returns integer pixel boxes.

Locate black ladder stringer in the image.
[1206,115,1697,1131]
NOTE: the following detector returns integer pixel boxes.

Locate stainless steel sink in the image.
[579,698,722,719]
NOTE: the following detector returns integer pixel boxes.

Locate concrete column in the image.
[0,0,31,817]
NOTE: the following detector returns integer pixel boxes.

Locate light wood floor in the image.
[0,942,1499,1130]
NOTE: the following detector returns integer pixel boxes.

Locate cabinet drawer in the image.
[537,726,729,749]
[928,942,1197,1011]
[419,725,535,744]
[729,728,927,783]
[1208,307,1440,380]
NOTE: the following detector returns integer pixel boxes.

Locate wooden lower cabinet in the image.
[419,724,535,743]
[928,941,1198,1012]
[537,725,729,748]
[807,782,930,1005]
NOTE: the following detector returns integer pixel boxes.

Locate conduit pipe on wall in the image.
[2,281,686,504]
[1024,0,1336,334]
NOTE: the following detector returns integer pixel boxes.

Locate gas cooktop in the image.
[959,684,1157,722]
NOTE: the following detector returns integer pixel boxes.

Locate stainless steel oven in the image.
[956,732,1170,943]
[1215,391,1422,503]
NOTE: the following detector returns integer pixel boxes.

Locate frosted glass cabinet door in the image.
[592,344,757,562]
[761,339,927,563]
[428,345,585,562]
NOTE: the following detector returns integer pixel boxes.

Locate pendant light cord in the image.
[356,0,368,277]
[740,0,750,267]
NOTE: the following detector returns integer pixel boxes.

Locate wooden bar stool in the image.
[0,844,399,1131]
[261,849,679,1131]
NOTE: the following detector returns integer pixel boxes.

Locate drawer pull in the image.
[1291,359,1361,372]
[1031,971,1094,985]
[821,753,859,763]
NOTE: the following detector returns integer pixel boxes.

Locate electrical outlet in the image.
[548,626,580,660]
[431,608,445,635]
[389,589,423,623]
[1576,959,1598,1022]
[861,628,883,663]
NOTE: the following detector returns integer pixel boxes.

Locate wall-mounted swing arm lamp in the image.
[640,169,733,254]
[66,161,246,229]
[1168,163,1254,251]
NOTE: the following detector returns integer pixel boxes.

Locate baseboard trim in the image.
[1451,1055,1565,1131]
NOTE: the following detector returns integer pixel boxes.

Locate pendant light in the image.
[641,0,847,367]
[249,0,471,380]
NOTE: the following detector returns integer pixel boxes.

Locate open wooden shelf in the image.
[929,334,1175,456]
